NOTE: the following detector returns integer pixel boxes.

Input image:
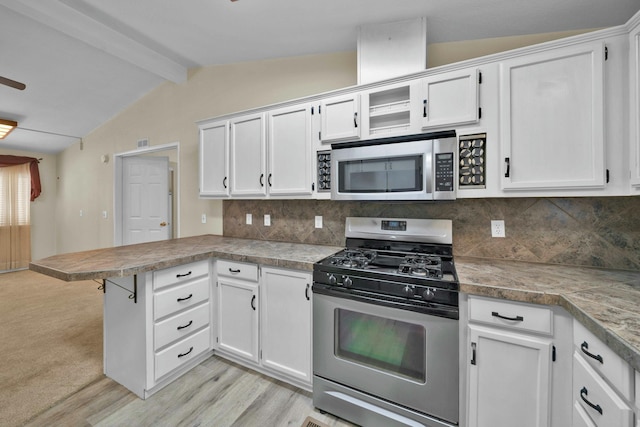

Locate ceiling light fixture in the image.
[0,118,18,139]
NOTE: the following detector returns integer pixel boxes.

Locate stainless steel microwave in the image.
[330,131,457,201]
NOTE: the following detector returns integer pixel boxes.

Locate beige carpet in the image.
[0,269,103,427]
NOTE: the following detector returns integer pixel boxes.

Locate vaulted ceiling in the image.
[1,0,638,153]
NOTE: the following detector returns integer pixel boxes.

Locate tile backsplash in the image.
[223,197,640,271]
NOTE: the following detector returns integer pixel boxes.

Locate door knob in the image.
[160,222,167,227]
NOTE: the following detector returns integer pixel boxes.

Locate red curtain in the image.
[0,155,41,201]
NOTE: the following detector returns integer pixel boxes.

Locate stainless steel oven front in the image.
[313,290,459,427]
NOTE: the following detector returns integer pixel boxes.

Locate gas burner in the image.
[398,255,443,278]
[330,249,377,269]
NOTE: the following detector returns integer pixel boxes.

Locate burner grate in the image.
[398,255,443,279]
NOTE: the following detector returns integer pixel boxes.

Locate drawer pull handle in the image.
[229,268,241,273]
[580,387,603,415]
[177,294,193,302]
[491,311,524,322]
[251,295,256,311]
[581,341,604,364]
[305,283,310,301]
[177,320,193,330]
[176,271,192,278]
[178,347,194,358]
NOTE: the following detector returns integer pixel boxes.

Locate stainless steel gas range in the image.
[312,217,459,427]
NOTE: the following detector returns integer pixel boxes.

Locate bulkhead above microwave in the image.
[330,131,458,201]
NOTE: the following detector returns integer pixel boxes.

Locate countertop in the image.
[30,235,640,372]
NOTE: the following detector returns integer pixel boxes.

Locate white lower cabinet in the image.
[572,319,634,426]
[214,261,313,390]
[103,259,213,399]
[466,295,572,427]
[260,267,312,387]
[215,260,259,363]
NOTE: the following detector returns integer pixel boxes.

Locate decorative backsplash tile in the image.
[223,197,640,271]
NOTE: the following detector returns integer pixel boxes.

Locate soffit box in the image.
[357,17,427,85]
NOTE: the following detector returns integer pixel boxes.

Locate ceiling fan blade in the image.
[0,76,26,90]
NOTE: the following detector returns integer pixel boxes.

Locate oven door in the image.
[313,290,459,425]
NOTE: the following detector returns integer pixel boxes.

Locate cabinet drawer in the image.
[153,260,209,291]
[573,352,633,427]
[573,401,596,427]
[154,302,210,351]
[573,320,633,400]
[468,296,553,335]
[155,326,210,380]
[217,260,258,282]
[154,277,210,320]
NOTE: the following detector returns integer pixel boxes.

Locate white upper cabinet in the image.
[199,120,229,197]
[267,104,314,196]
[319,93,361,143]
[421,68,480,129]
[499,42,606,191]
[360,81,418,139]
[229,112,267,197]
[630,17,640,188]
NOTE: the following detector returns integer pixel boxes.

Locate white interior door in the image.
[122,156,170,245]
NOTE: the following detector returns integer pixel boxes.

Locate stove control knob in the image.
[343,276,353,287]
[422,288,435,301]
[328,274,337,285]
[403,285,415,298]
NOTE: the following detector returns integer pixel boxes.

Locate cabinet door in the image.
[421,68,480,129]
[260,268,312,385]
[267,104,313,196]
[230,113,267,197]
[500,42,605,190]
[217,279,259,363]
[199,121,229,197]
[320,94,360,142]
[630,23,640,187]
[468,324,552,427]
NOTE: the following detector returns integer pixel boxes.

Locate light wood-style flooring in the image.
[24,355,356,427]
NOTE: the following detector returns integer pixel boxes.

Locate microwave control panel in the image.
[434,152,455,192]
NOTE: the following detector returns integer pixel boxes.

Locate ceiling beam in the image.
[0,0,187,83]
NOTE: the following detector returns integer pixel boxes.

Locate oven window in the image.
[335,309,426,382]
[337,155,422,193]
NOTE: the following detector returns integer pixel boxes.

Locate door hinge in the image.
[605,46,609,61]
[478,71,483,84]
[552,345,557,362]
[606,169,610,183]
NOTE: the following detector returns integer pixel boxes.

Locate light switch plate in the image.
[201,214,207,224]
[264,214,271,226]
[246,213,252,225]
[315,216,323,228]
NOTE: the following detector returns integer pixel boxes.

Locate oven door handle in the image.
[312,283,458,319]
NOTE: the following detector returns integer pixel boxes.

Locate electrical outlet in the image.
[264,214,271,226]
[315,215,323,229]
[102,211,108,219]
[491,220,506,238]
[201,214,207,224]
[246,213,252,225]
